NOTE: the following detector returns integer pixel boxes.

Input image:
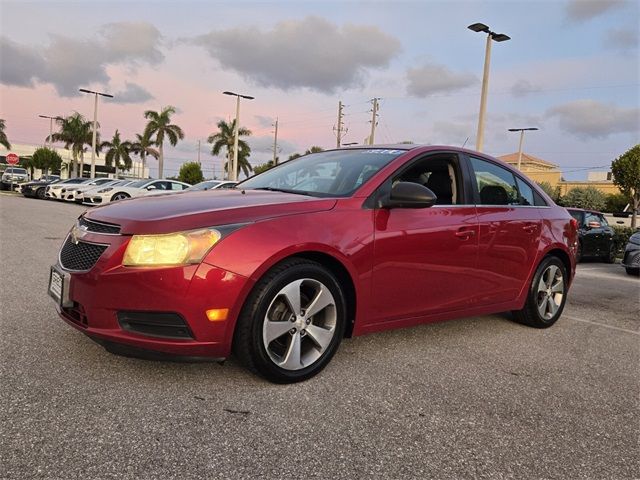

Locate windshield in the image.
[188,180,221,191]
[239,149,406,197]
[127,179,152,188]
[5,168,27,174]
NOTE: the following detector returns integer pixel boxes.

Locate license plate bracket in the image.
[49,266,72,307]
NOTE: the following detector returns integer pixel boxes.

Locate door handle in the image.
[455,229,476,239]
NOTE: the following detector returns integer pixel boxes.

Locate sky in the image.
[0,0,638,180]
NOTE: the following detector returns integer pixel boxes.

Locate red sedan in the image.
[49,146,577,383]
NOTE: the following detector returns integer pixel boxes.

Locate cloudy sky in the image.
[1,0,638,179]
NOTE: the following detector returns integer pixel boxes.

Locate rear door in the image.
[370,152,480,322]
[466,156,543,306]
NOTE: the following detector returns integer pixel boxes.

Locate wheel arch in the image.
[236,248,359,339]
[542,247,573,283]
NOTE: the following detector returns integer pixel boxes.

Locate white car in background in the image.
[61,178,114,202]
[186,180,238,191]
[77,179,133,205]
[84,178,190,205]
[45,178,91,200]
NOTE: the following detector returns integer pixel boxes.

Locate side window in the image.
[598,215,608,226]
[149,181,167,190]
[515,177,535,206]
[584,212,600,226]
[219,183,235,189]
[170,182,186,191]
[469,157,519,206]
[394,155,463,205]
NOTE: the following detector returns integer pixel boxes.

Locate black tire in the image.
[603,244,616,264]
[625,267,640,277]
[233,257,346,383]
[575,241,582,263]
[111,192,130,202]
[36,187,46,200]
[512,256,568,328]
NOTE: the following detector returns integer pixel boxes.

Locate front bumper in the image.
[46,188,64,199]
[53,231,253,360]
[622,243,640,271]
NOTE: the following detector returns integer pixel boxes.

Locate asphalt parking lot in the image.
[1,193,638,479]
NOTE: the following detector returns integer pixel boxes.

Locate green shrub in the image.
[604,193,629,213]
[177,162,204,185]
[611,225,637,257]
[563,186,607,211]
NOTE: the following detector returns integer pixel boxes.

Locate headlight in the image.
[97,187,113,193]
[123,228,222,266]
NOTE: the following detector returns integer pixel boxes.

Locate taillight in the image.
[570,218,578,230]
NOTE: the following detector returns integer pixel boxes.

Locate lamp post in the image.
[38,115,62,148]
[468,23,510,152]
[508,127,539,171]
[223,91,254,181]
[79,88,113,178]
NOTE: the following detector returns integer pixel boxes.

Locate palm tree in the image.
[49,113,96,177]
[100,130,132,177]
[207,119,252,180]
[143,106,184,178]
[222,143,253,178]
[0,119,11,149]
[130,132,159,178]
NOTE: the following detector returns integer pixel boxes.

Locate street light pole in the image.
[508,127,539,170]
[39,115,61,148]
[468,23,510,152]
[223,91,254,181]
[79,88,114,178]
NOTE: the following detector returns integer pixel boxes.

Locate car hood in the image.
[86,189,337,234]
[23,181,49,187]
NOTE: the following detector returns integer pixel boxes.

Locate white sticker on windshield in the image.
[362,149,404,154]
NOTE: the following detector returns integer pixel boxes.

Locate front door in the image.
[370,152,479,323]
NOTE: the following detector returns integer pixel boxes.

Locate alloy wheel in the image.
[262,278,337,371]
[536,264,564,320]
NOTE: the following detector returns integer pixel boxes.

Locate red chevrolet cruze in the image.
[49,146,577,383]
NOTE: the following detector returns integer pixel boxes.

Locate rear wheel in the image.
[233,258,346,383]
[512,256,568,328]
[575,241,583,263]
[603,243,616,263]
[111,192,130,202]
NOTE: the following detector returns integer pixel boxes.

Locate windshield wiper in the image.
[251,187,313,196]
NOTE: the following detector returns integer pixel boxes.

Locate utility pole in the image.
[197,140,201,164]
[334,101,347,148]
[508,127,538,170]
[369,98,380,145]
[223,91,254,181]
[272,117,279,164]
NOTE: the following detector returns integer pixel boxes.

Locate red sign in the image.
[6,153,19,165]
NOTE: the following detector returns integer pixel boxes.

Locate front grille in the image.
[79,216,121,234]
[60,237,107,271]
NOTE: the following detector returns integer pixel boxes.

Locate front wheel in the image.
[512,256,568,328]
[111,192,130,202]
[233,258,346,383]
[36,187,46,199]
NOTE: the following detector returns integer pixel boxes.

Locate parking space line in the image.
[564,315,639,335]
[574,270,639,284]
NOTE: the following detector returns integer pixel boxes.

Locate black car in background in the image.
[567,208,616,263]
[20,175,61,199]
[622,231,640,276]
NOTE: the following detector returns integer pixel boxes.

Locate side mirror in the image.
[587,221,601,229]
[382,181,437,209]
[146,185,157,191]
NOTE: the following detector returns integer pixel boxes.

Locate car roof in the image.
[566,207,603,215]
